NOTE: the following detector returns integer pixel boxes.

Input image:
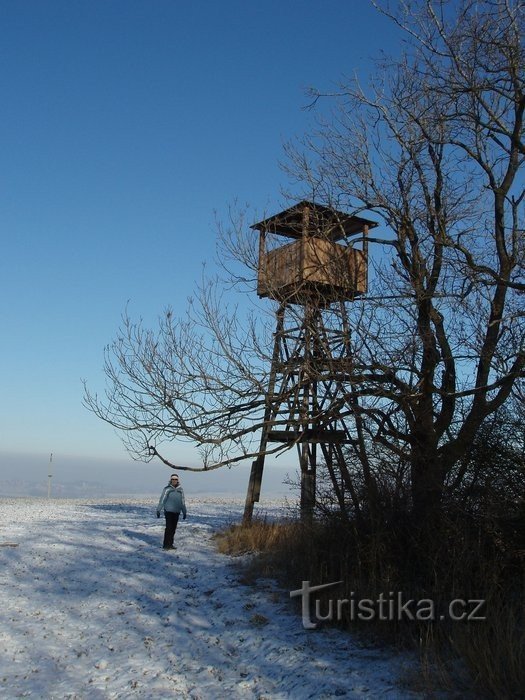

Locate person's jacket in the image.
[157,484,187,516]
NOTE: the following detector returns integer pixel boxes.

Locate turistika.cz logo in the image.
[289,580,486,629]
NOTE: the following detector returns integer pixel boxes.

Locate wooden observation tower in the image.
[243,201,377,522]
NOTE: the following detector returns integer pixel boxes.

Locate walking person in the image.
[157,474,187,550]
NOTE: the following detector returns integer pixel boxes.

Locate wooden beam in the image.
[267,429,350,444]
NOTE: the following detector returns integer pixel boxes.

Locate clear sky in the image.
[0,0,400,495]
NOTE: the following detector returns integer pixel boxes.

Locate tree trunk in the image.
[410,449,445,531]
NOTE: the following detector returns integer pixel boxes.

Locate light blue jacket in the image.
[157,484,187,516]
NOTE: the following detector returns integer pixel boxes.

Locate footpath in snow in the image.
[0,496,423,699]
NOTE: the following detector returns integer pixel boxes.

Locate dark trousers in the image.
[163,511,180,548]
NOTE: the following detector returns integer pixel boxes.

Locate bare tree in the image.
[85,0,524,527]
[283,0,524,523]
[83,286,273,471]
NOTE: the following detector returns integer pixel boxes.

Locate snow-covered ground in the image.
[0,496,424,699]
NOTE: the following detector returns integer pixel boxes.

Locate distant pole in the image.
[47,453,53,498]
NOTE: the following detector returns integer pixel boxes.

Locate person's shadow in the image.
[122,529,158,546]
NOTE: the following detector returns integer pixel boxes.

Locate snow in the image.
[0,496,423,699]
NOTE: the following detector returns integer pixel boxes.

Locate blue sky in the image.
[0,1,400,495]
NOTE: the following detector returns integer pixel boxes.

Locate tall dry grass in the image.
[215,509,524,698]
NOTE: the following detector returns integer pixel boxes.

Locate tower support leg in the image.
[300,470,316,521]
[243,455,264,524]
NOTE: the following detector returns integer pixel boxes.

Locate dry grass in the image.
[214,517,297,556]
[215,510,525,698]
[448,591,525,699]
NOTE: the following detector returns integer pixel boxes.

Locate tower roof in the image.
[251,200,377,242]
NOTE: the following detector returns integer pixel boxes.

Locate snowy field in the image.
[0,496,424,699]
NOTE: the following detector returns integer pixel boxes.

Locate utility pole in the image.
[47,453,53,498]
